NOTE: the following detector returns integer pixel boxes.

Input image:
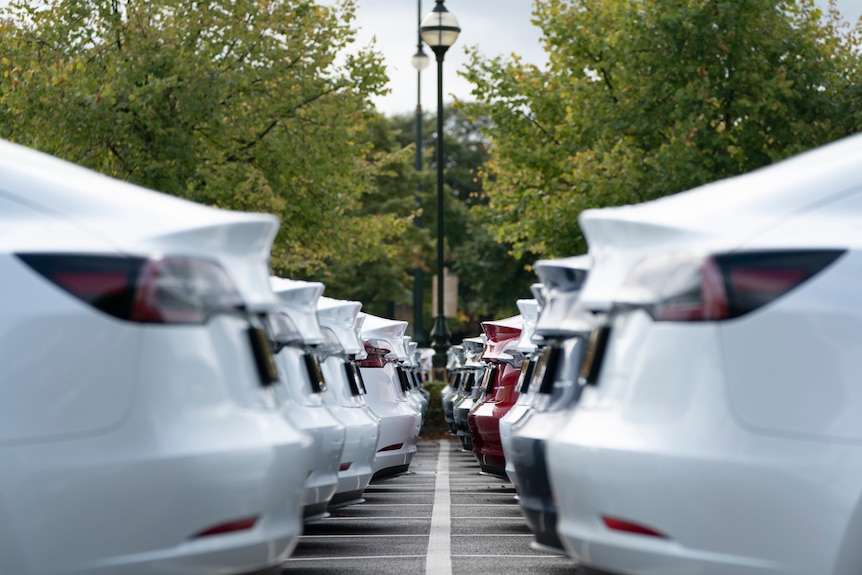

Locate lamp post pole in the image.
[420,0,460,369]
[411,0,429,347]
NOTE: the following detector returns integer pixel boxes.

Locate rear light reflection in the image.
[377,443,403,452]
[339,462,352,472]
[602,516,667,539]
[18,253,244,324]
[192,516,258,539]
[357,344,391,368]
[621,250,845,322]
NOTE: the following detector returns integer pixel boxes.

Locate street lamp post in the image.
[411,0,429,347]
[420,0,460,368]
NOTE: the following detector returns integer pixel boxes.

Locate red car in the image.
[468,315,524,477]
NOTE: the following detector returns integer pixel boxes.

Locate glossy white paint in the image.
[359,314,421,475]
[499,299,540,491]
[548,132,862,575]
[270,279,346,517]
[0,140,309,574]
[316,297,380,505]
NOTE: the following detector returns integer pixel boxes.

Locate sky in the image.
[345,0,862,118]
[344,0,547,117]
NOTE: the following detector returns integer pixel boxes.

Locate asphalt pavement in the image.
[283,438,579,575]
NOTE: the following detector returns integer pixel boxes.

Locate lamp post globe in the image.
[419,0,460,369]
[412,48,430,72]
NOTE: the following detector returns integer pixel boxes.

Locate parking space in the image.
[283,439,579,574]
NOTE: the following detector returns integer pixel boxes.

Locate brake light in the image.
[357,343,391,368]
[268,312,303,350]
[619,250,844,321]
[377,443,403,452]
[18,253,245,324]
[602,516,666,538]
[132,256,243,323]
[18,254,142,320]
[339,462,352,472]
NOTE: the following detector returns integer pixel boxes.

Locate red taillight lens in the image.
[622,250,845,322]
[18,253,244,324]
[377,443,404,452]
[131,256,243,324]
[602,516,666,538]
[357,344,391,368]
[339,462,352,472]
[18,254,142,320]
[192,516,258,539]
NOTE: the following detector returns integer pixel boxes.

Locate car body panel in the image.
[317,297,380,506]
[548,132,862,574]
[0,139,309,574]
[359,314,421,477]
[469,315,523,476]
[270,279,346,518]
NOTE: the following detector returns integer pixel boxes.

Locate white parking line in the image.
[288,554,427,561]
[425,440,452,575]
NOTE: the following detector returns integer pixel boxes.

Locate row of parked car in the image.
[443,132,862,575]
[0,139,433,575]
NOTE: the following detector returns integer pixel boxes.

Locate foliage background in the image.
[3,0,862,338]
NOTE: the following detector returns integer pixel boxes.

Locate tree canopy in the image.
[462,0,862,258]
[0,0,410,275]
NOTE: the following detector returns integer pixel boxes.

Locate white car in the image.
[452,336,487,452]
[442,344,465,434]
[548,133,862,575]
[507,257,592,553]
[0,139,310,575]
[359,313,422,478]
[399,337,428,421]
[316,296,381,508]
[498,298,541,494]
[269,278,346,520]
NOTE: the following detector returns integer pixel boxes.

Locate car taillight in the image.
[267,312,303,351]
[602,516,667,539]
[18,253,244,323]
[357,344,391,368]
[132,256,243,323]
[618,250,845,321]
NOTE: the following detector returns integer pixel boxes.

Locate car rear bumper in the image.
[1,411,310,575]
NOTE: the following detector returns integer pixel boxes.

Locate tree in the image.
[462,0,862,258]
[0,0,407,275]
[310,107,536,332]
